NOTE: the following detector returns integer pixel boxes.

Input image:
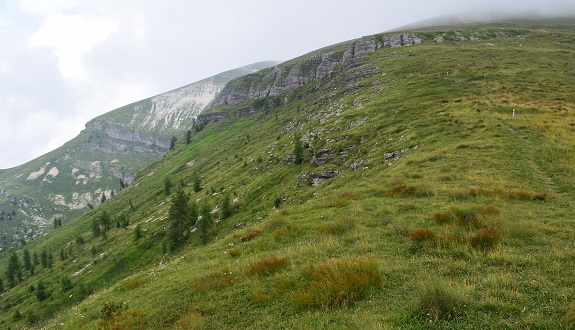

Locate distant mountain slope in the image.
[0,61,277,248]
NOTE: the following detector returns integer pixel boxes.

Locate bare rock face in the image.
[211,33,424,112]
[343,36,379,62]
[382,34,422,47]
[316,53,340,79]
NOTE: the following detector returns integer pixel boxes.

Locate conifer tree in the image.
[293,131,304,164]
[198,201,212,245]
[221,194,231,219]
[6,251,22,287]
[168,188,191,252]
[23,248,32,274]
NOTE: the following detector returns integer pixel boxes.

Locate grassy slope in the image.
[0,21,574,329]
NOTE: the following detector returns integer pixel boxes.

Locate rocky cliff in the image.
[211,33,422,107]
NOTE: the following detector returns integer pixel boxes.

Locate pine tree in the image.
[198,201,212,245]
[186,129,192,144]
[221,194,231,219]
[35,280,48,301]
[23,248,32,274]
[193,176,201,193]
[92,219,101,238]
[99,211,111,232]
[293,131,304,164]
[169,136,177,150]
[5,251,21,287]
[164,177,172,196]
[168,188,191,252]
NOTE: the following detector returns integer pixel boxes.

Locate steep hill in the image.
[0,61,277,249]
[0,18,574,329]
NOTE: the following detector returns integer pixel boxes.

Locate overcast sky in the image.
[0,0,573,169]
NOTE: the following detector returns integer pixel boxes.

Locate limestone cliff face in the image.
[211,33,422,108]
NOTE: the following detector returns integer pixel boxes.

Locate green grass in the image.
[0,18,574,329]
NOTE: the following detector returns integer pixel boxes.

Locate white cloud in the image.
[27,14,116,82]
[15,0,78,16]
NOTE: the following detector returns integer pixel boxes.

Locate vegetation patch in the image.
[469,226,501,251]
[247,255,290,276]
[418,280,469,321]
[469,187,547,201]
[317,217,357,235]
[190,268,237,292]
[290,257,381,310]
[385,184,434,198]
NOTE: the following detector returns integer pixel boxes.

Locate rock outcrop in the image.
[211,33,423,109]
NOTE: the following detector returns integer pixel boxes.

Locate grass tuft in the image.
[247,255,290,276]
[385,184,434,198]
[564,301,575,327]
[469,226,500,251]
[317,217,357,235]
[191,268,236,292]
[240,229,261,242]
[291,257,381,310]
[418,280,468,320]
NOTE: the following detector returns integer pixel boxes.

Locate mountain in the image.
[0,17,574,329]
[0,61,278,249]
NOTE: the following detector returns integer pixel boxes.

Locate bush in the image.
[247,256,290,276]
[469,226,500,250]
[418,280,468,320]
[291,257,381,310]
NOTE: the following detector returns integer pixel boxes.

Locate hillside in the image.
[0,61,277,249]
[0,18,574,329]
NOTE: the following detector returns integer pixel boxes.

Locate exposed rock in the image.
[298,170,341,186]
[382,34,422,48]
[196,112,227,125]
[343,36,379,62]
[316,52,340,79]
[434,37,444,43]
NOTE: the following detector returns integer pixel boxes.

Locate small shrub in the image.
[317,217,357,235]
[191,269,236,292]
[247,256,290,276]
[469,226,500,250]
[418,281,468,320]
[291,257,381,310]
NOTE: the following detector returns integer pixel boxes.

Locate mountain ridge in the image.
[0,61,278,248]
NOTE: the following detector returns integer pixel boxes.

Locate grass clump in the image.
[469,226,500,251]
[291,257,381,310]
[564,301,575,327]
[317,217,357,235]
[247,255,290,276]
[385,184,434,198]
[190,268,236,292]
[469,187,547,201]
[418,280,469,321]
